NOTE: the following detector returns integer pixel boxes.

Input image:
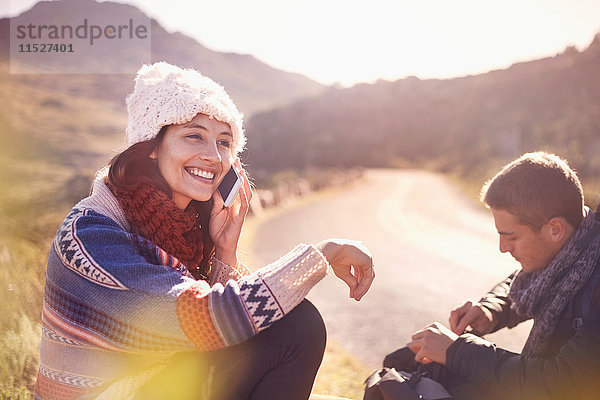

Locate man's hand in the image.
[407,322,458,365]
[449,300,497,335]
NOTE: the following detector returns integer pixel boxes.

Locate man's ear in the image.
[149,149,157,159]
[546,217,569,243]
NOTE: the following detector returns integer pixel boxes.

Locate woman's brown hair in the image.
[107,126,215,277]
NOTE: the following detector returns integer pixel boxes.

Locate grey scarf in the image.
[508,207,600,358]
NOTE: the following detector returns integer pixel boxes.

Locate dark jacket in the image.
[445,261,600,400]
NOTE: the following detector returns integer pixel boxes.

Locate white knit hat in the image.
[125,62,245,155]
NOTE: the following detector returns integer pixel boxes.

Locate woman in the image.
[34,62,374,400]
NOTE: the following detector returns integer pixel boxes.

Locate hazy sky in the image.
[3,0,600,86]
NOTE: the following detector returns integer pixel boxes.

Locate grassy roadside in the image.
[237,186,371,400]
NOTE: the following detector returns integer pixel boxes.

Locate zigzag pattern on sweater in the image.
[55,208,128,290]
[239,275,284,330]
[39,364,105,389]
[42,325,82,346]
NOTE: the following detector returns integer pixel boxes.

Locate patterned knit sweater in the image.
[34,177,328,399]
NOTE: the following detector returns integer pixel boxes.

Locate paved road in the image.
[248,169,532,368]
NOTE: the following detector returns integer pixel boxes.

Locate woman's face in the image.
[151,113,235,209]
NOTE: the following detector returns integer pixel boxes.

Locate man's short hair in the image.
[480,151,584,230]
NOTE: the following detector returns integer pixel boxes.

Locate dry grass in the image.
[312,339,371,399]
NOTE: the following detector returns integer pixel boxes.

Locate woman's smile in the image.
[185,167,216,181]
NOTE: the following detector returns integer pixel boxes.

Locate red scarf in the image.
[107,181,207,279]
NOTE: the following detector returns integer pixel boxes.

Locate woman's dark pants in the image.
[138,299,326,400]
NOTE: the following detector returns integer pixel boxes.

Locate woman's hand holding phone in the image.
[210,159,252,266]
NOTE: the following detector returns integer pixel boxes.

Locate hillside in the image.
[0,0,325,116]
[244,33,600,197]
[0,0,328,214]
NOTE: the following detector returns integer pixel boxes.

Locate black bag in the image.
[363,366,453,400]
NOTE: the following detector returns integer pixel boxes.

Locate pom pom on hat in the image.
[125,62,246,154]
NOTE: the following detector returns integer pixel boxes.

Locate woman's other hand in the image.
[210,160,252,266]
[316,239,375,301]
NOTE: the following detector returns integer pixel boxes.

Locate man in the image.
[388,152,600,399]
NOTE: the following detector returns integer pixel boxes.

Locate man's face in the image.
[491,208,563,273]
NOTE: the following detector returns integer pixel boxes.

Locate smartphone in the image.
[217,166,243,207]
